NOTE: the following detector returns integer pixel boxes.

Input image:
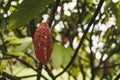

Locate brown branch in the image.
[0,31,7,55]
[17,74,47,80]
[37,63,43,80]
[25,52,38,64]
[114,73,120,80]
[15,57,47,80]
[29,20,36,39]
[16,57,37,72]
[44,65,55,80]
[49,0,60,27]
[0,56,16,60]
[79,57,86,80]
[17,74,37,79]
[77,0,87,24]
[99,63,120,69]
[13,29,25,38]
[1,72,19,80]
[89,22,95,80]
[55,0,105,78]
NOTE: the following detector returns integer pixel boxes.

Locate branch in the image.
[67,70,77,80]
[77,0,87,24]
[37,63,43,80]
[16,57,47,80]
[29,20,36,39]
[95,52,104,70]
[13,29,25,38]
[1,72,19,80]
[0,31,7,54]
[17,74,37,79]
[55,0,105,78]
[44,65,55,80]
[114,73,120,80]
[99,63,120,69]
[89,22,96,80]
[79,57,86,80]
[49,0,60,27]
[0,56,16,60]
[16,57,37,72]
[17,74,47,80]
[25,52,38,64]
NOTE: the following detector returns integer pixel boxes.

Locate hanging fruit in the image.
[33,22,53,65]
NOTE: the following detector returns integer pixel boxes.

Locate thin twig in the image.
[89,23,95,80]
[1,72,19,80]
[37,63,43,80]
[0,31,7,54]
[16,57,37,72]
[94,51,106,74]
[25,52,38,64]
[44,65,55,80]
[29,20,36,39]
[17,74,37,79]
[49,0,60,27]
[99,63,120,69]
[0,56,16,60]
[79,57,86,80]
[19,74,48,80]
[77,0,87,24]
[55,0,104,78]
[114,73,120,80]
[67,70,77,80]
[16,57,47,80]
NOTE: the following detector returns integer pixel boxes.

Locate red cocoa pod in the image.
[103,60,110,73]
[61,5,64,14]
[62,36,69,44]
[33,22,53,65]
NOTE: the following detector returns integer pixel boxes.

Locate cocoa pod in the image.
[33,22,53,65]
[103,60,111,73]
[61,5,64,13]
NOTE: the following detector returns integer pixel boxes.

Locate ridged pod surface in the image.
[33,22,53,65]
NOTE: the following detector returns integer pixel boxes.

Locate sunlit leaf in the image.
[7,51,25,56]
[109,43,120,54]
[10,37,32,44]
[8,0,54,29]
[0,60,8,73]
[0,16,7,32]
[51,43,74,69]
[0,65,5,73]
[0,0,2,3]
[17,42,32,52]
[110,2,120,27]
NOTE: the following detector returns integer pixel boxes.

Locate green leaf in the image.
[8,0,54,29]
[62,46,74,67]
[0,60,8,73]
[7,51,25,56]
[110,2,120,27]
[51,43,74,69]
[0,65,5,73]
[10,37,32,44]
[0,0,2,3]
[0,16,7,32]
[16,42,32,52]
[109,43,120,54]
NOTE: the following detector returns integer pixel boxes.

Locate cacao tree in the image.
[0,0,120,80]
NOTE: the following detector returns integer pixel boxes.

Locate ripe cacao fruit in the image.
[33,22,53,65]
[61,5,64,14]
[103,60,110,74]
